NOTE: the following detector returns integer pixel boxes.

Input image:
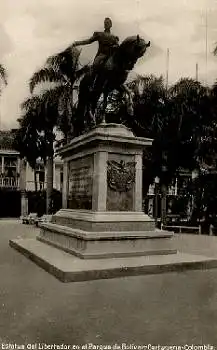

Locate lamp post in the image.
[161,151,168,227]
[154,176,160,227]
[191,169,199,221]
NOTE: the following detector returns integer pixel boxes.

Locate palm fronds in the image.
[29,68,67,93]
[0,64,7,85]
[213,43,217,56]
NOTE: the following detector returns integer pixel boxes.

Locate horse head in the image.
[135,35,150,56]
[118,35,150,70]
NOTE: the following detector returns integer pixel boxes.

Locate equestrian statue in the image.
[71,17,150,127]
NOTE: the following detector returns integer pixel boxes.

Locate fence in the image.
[161,224,201,234]
[161,224,216,236]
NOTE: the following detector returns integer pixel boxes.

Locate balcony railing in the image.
[0,177,20,189]
[148,184,178,196]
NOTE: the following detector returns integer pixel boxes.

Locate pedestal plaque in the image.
[68,156,93,210]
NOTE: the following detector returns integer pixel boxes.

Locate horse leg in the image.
[89,85,104,125]
[89,108,96,125]
[77,69,100,129]
[119,84,134,116]
[87,93,100,126]
[101,91,109,123]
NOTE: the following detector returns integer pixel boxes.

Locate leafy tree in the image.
[14,95,54,211]
[0,63,7,95]
[29,46,88,141]
[186,81,217,226]
[107,74,217,225]
[0,130,15,150]
[127,75,167,138]
[13,96,47,190]
[0,64,7,83]
[107,75,169,194]
[167,78,210,167]
[15,47,87,213]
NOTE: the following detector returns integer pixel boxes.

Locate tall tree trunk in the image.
[46,155,53,215]
[20,158,28,218]
[45,130,55,215]
[161,184,167,226]
[34,168,38,192]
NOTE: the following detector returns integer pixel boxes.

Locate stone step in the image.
[39,223,176,259]
[39,222,173,240]
[9,238,217,283]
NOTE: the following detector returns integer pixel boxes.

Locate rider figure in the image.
[72,17,119,72]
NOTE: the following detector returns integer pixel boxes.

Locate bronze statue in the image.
[72,18,151,129]
[72,18,119,70]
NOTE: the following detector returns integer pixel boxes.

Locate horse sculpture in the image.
[76,35,150,129]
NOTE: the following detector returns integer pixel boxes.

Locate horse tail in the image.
[74,73,91,135]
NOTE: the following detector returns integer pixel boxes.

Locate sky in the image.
[0,0,217,129]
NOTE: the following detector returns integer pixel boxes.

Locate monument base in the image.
[9,208,217,282]
[9,237,217,283]
[52,209,156,232]
[38,226,176,259]
[34,209,176,259]
[10,123,217,281]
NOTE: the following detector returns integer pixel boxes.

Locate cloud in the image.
[0,0,217,129]
[0,24,13,58]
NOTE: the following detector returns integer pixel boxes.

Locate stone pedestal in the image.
[10,124,217,282]
[37,123,175,258]
[11,123,217,282]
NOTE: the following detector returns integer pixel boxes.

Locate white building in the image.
[0,130,63,217]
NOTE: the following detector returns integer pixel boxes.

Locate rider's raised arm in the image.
[72,32,98,47]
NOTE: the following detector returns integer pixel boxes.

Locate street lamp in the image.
[154,176,160,227]
[191,169,199,222]
[161,151,168,227]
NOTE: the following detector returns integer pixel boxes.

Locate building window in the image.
[4,157,18,177]
[35,163,45,190]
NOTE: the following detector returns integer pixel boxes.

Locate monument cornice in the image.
[57,123,153,159]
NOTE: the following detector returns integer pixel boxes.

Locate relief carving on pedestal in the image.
[107,160,136,192]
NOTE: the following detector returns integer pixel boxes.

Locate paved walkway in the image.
[1,220,217,346]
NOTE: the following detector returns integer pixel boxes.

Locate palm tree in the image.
[14,96,48,175]
[16,46,87,214]
[128,75,170,224]
[166,78,216,224]
[106,74,167,140]
[127,74,167,138]
[15,94,59,214]
[106,74,169,224]
[213,44,217,57]
[0,64,7,82]
[108,75,215,224]
[0,63,7,95]
[111,74,168,184]
[29,46,88,141]
[167,78,210,172]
